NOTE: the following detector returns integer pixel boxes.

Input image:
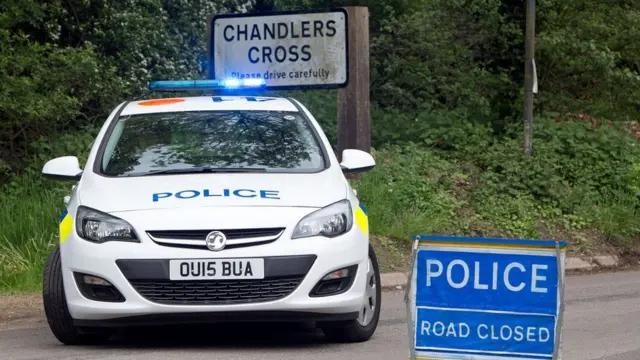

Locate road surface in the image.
[1,270,639,360]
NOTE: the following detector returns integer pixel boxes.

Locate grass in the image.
[351,143,461,240]
[584,194,640,249]
[350,143,640,263]
[0,176,64,293]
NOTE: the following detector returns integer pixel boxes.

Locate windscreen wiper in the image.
[127,166,268,176]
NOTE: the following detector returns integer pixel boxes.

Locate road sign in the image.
[209,9,348,89]
[405,235,566,360]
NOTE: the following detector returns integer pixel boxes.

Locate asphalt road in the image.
[1,270,639,360]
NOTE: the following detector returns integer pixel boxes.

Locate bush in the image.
[479,118,640,212]
[352,143,461,239]
[0,128,97,292]
[536,0,640,121]
[466,117,640,243]
[0,175,66,292]
[0,30,114,175]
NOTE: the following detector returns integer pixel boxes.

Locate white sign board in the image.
[211,10,348,89]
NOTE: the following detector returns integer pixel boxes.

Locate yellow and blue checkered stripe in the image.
[355,202,369,236]
[412,235,567,252]
[59,209,73,244]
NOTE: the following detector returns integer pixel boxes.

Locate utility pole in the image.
[523,0,536,157]
[337,6,371,158]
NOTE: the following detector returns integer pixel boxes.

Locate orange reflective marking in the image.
[138,98,185,106]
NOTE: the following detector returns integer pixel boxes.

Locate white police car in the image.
[41,79,381,345]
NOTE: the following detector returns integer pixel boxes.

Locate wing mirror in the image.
[340,149,375,174]
[42,156,83,181]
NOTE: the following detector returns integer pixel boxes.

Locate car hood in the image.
[77,170,348,213]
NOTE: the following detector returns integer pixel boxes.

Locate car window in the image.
[99,110,326,176]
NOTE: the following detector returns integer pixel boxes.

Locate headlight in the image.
[292,200,354,239]
[75,206,139,243]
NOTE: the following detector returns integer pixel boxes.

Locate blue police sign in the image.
[406,235,566,360]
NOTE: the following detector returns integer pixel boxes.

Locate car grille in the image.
[129,276,304,305]
[146,227,285,250]
[147,228,284,240]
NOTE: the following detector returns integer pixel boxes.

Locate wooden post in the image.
[337,6,370,161]
[523,0,536,157]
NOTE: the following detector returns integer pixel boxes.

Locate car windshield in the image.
[99,110,326,176]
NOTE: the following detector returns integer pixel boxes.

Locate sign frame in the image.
[405,235,567,360]
[208,8,350,91]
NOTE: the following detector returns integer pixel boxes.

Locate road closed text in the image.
[414,307,556,355]
[420,321,551,343]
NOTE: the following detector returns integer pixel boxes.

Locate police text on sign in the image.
[211,10,347,88]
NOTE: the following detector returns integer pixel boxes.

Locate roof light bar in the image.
[223,79,241,87]
[148,79,266,92]
[241,79,265,86]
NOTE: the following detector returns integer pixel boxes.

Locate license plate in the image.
[169,258,264,280]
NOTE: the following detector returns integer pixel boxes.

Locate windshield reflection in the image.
[102,111,325,176]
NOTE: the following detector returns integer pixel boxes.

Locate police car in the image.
[41,79,381,345]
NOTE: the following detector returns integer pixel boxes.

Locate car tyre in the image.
[320,243,381,343]
[43,245,113,345]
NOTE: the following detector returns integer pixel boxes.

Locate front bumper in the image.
[73,310,359,327]
[59,207,369,323]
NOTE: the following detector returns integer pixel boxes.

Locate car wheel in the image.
[320,243,381,343]
[43,245,113,345]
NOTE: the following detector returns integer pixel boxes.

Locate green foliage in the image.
[583,192,640,248]
[350,130,640,244]
[0,30,111,173]
[472,191,540,239]
[536,0,640,120]
[469,118,640,243]
[372,107,495,160]
[479,118,640,212]
[371,3,500,115]
[3,0,640,168]
[352,143,460,239]
[0,0,244,175]
[0,174,66,292]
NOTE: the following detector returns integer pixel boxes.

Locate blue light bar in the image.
[148,80,221,91]
[223,79,241,87]
[247,79,265,86]
[149,79,266,92]
[223,78,266,87]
